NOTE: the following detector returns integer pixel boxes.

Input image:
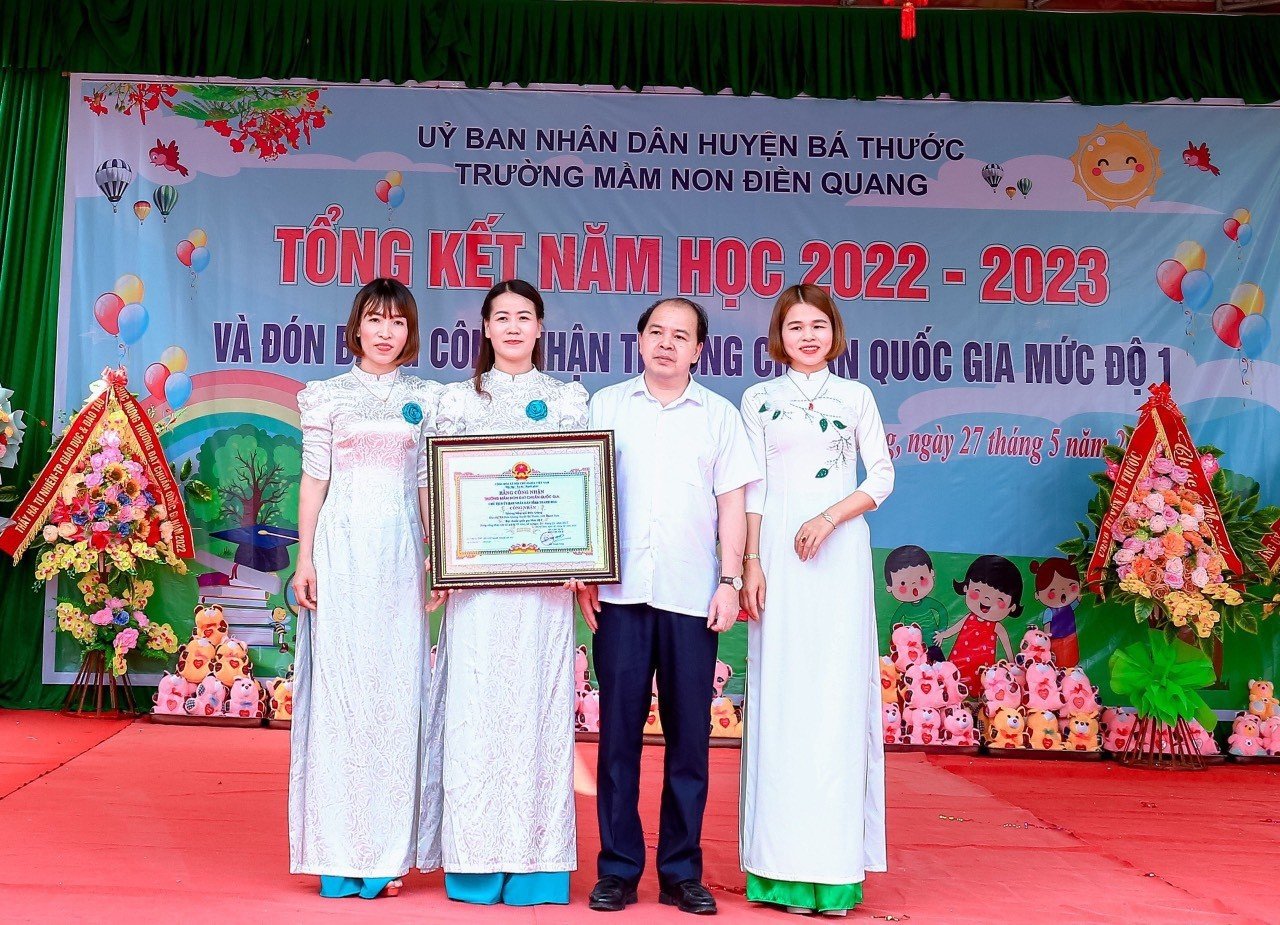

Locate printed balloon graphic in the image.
[144,362,170,401]
[1173,240,1205,271]
[152,184,179,222]
[1004,186,1016,200]
[177,230,211,282]
[95,158,134,212]
[160,345,188,372]
[1156,259,1188,303]
[93,292,125,336]
[164,371,192,410]
[1223,207,1254,249]
[1231,283,1264,316]
[376,170,405,215]
[1212,303,1245,349]
[1016,178,1033,198]
[133,200,151,225]
[981,163,1003,192]
[116,302,149,346]
[1239,314,1271,360]
[1179,269,1212,311]
[114,274,144,305]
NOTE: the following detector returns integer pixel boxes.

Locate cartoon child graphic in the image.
[1030,557,1082,669]
[934,555,1024,696]
[885,545,949,662]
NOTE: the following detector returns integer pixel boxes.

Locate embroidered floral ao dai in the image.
[417,369,588,878]
[289,366,441,878]
[738,369,894,901]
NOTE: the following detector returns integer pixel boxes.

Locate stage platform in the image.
[0,710,1277,924]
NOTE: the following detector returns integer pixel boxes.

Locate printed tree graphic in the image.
[191,425,300,533]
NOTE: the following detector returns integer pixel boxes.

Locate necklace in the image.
[786,370,830,410]
[352,367,400,405]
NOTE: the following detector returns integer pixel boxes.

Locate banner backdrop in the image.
[54,76,1280,706]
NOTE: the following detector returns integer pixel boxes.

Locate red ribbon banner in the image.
[0,368,193,561]
[1086,383,1241,594]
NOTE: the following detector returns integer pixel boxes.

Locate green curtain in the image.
[0,68,67,708]
[2,0,1280,707]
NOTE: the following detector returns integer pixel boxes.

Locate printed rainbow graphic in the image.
[140,369,303,461]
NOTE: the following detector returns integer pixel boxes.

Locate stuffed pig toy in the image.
[184,673,227,717]
[153,672,195,715]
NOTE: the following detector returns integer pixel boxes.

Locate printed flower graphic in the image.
[525,400,548,422]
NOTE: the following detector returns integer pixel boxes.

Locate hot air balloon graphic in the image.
[152,185,179,223]
[1017,177,1033,198]
[132,200,151,225]
[982,163,1004,193]
[94,159,134,212]
[1005,186,1016,200]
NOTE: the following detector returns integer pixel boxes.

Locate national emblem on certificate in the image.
[427,431,620,588]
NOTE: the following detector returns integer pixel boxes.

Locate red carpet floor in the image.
[0,714,1278,924]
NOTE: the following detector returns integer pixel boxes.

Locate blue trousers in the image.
[445,872,569,905]
[593,601,719,888]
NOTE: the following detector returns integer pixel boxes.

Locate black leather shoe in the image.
[589,876,638,912]
[659,880,718,915]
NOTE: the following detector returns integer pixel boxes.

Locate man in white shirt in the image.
[580,298,760,916]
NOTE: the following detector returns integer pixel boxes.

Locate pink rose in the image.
[1113,549,1137,565]
[91,521,110,533]
[1154,477,1174,492]
[1169,466,1190,485]
[1165,571,1185,590]
[1143,493,1166,514]
[1152,457,1174,475]
[1123,502,1144,519]
[89,452,106,471]
[106,597,127,610]
[1190,567,1210,589]
[1165,557,1184,576]
[1179,514,1199,532]
[1137,477,1155,492]
[1122,538,1143,551]
[124,461,143,477]
[1196,549,1211,569]
[99,429,122,449]
[101,448,123,464]
[1117,564,1133,581]
[1149,514,1168,534]
[1193,504,1205,520]
[1144,539,1165,560]
[1105,461,1120,481]
[89,607,113,626]
[131,506,146,522]
[84,473,103,489]
[135,613,150,628]
[42,525,59,543]
[1111,526,1128,542]
[1200,454,1220,477]
[114,628,139,653]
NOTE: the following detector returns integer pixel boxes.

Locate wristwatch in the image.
[720,575,743,591]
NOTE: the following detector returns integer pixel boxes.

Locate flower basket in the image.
[1059,384,1280,769]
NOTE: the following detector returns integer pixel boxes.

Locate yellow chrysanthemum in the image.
[1120,575,1153,599]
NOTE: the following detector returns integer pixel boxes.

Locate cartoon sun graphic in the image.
[1070,122,1162,210]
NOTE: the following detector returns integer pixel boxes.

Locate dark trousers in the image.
[593,601,719,888]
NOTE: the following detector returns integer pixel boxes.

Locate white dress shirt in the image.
[589,375,761,617]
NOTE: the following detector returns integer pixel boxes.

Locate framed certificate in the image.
[427,430,620,589]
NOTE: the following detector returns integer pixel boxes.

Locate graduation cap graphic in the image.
[210,523,300,573]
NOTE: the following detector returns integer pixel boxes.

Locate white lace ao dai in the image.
[288,366,440,878]
[416,368,587,874]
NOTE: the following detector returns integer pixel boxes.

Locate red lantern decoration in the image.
[884,0,927,40]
